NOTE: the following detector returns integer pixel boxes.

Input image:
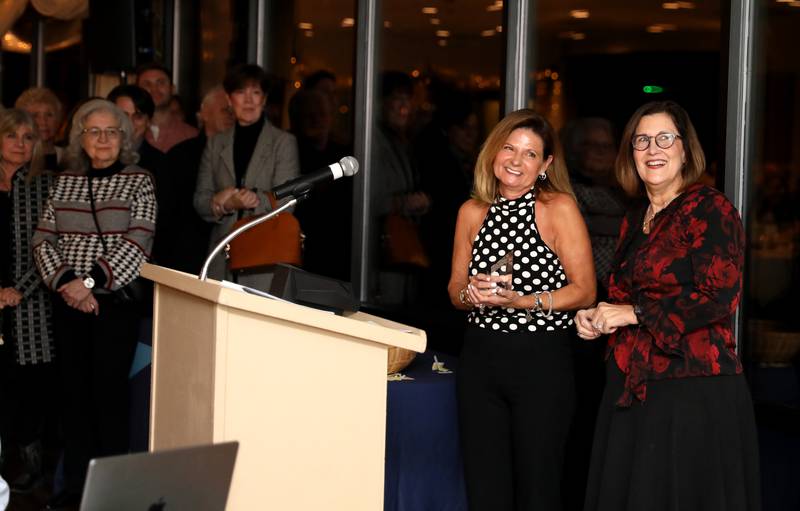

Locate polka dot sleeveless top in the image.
[467,189,573,332]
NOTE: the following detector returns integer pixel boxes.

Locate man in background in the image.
[136,63,198,152]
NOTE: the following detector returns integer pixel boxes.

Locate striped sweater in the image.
[32,161,156,292]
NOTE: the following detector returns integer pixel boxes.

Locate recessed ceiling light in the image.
[481,29,496,37]
[304,30,314,37]
[297,22,313,30]
[384,20,392,28]
[662,2,680,8]
[430,18,441,25]
[677,1,696,7]
[571,32,586,40]
[437,39,448,47]
[422,7,438,15]
[487,1,503,12]
[436,30,450,37]
[340,18,354,27]
[570,9,590,19]
[496,25,503,32]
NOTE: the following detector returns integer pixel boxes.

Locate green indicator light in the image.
[643,85,664,94]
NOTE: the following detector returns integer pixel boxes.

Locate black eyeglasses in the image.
[631,132,681,151]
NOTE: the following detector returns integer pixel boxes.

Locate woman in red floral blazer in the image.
[576,101,760,511]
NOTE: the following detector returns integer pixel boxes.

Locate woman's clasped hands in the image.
[466,273,517,309]
[575,302,637,339]
[57,278,99,315]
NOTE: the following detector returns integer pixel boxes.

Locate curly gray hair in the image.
[65,98,139,173]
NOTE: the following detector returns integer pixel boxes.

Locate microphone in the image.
[272,156,359,199]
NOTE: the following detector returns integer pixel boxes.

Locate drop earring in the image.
[538,173,547,181]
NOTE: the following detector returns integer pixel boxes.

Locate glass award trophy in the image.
[489,252,513,290]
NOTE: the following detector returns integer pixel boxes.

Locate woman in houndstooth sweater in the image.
[32,99,156,508]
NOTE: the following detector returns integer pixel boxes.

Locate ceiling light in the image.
[422,7,438,14]
[430,18,441,25]
[340,17,354,27]
[662,2,680,8]
[571,32,586,40]
[436,30,450,37]
[677,1,696,7]
[570,9,590,19]
[437,39,448,47]
[496,25,503,32]
[646,23,677,33]
[487,1,503,12]
[297,22,313,30]
[304,30,314,37]
[481,29,496,37]
[384,20,392,28]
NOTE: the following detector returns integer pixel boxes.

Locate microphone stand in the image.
[198,195,304,281]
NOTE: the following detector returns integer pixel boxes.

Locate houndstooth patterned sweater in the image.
[32,161,156,292]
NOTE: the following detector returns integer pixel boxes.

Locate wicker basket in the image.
[751,330,800,364]
[387,346,416,374]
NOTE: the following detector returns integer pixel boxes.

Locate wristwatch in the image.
[632,304,644,324]
[82,276,95,290]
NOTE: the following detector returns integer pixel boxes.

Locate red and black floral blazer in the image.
[607,183,744,407]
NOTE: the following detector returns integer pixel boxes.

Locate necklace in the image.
[642,195,678,234]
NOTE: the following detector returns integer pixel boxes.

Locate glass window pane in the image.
[366,1,505,343]
[269,1,357,282]
[744,2,800,508]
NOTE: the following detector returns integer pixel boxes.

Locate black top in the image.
[0,189,11,286]
[233,116,265,188]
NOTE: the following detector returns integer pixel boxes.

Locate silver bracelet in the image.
[541,290,554,320]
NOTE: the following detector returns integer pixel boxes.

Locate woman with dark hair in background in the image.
[0,109,55,494]
[575,101,759,511]
[15,87,64,171]
[32,99,156,509]
[193,63,299,289]
[448,109,596,510]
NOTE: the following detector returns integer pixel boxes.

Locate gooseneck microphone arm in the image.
[198,196,301,281]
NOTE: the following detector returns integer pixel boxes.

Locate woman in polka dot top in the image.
[448,109,596,511]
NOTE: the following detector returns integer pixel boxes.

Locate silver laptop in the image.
[80,442,238,511]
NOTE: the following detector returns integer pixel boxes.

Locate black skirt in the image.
[584,359,761,511]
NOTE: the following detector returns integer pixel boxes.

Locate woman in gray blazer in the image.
[194,64,300,289]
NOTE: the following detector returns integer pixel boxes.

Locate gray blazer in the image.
[194,119,300,285]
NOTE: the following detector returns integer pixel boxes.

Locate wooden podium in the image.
[140,264,426,510]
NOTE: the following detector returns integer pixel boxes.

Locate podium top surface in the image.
[141,263,426,353]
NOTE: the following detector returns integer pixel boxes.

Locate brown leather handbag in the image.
[228,193,303,271]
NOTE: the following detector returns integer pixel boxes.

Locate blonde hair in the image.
[616,100,706,196]
[15,87,64,121]
[64,99,139,174]
[0,108,45,180]
[472,108,574,204]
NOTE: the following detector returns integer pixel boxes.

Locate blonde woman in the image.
[448,109,595,510]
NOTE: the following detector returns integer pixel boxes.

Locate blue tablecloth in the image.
[385,351,467,511]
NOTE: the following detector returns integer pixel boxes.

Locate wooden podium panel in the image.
[141,264,426,511]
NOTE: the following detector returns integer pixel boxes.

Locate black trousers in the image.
[0,330,57,448]
[53,295,139,493]
[457,326,576,511]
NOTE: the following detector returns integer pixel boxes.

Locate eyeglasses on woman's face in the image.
[82,127,123,140]
[631,132,681,151]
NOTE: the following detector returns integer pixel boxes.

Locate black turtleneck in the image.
[89,159,126,178]
[233,116,265,188]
